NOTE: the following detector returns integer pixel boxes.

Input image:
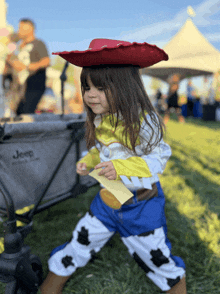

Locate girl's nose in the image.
[88,88,97,97]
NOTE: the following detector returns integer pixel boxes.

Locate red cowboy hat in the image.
[52,38,168,68]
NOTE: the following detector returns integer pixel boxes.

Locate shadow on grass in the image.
[168,138,220,217]
[163,196,220,293]
[184,118,220,130]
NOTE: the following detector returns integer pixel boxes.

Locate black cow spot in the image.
[89,249,98,263]
[138,230,155,237]
[150,248,169,267]
[77,226,90,245]
[88,209,94,217]
[61,255,75,268]
[167,276,181,288]
[133,252,154,274]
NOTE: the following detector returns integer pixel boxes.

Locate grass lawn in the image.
[0,114,220,293]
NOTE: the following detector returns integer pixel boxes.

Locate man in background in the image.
[4,18,50,115]
[186,79,196,117]
[164,74,185,124]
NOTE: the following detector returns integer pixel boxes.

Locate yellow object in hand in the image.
[89,168,133,205]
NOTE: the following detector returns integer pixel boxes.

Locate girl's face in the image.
[84,77,110,116]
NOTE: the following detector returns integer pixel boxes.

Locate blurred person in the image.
[155,88,162,112]
[164,74,185,124]
[161,94,168,114]
[208,86,216,105]
[155,88,167,115]
[213,70,220,103]
[4,18,50,115]
[156,88,162,100]
[1,29,23,117]
[193,95,203,119]
[186,79,196,117]
[200,76,210,105]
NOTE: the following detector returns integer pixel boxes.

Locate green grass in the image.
[0,115,220,293]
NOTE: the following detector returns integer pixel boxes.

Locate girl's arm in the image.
[110,138,171,185]
[76,146,101,171]
[111,113,172,189]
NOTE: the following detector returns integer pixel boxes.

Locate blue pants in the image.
[48,181,186,292]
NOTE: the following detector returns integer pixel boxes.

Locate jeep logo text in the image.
[13,150,34,159]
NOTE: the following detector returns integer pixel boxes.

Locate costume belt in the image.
[100,183,158,209]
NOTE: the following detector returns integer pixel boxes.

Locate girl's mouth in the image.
[90,103,100,106]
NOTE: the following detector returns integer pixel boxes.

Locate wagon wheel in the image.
[15,254,43,294]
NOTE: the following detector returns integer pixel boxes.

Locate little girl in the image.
[40,39,187,294]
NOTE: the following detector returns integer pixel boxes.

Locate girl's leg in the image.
[40,272,71,294]
[118,182,186,293]
[39,266,187,294]
[164,108,170,124]
[40,211,115,294]
[175,107,185,123]
[166,276,187,294]
[121,226,186,293]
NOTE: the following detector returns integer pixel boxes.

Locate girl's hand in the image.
[94,161,117,180]
[76,163,90,176]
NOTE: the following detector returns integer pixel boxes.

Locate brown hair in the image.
[81,65,166,156]
[19,18,36,30]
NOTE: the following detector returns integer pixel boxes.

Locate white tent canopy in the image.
[141,18,220,82]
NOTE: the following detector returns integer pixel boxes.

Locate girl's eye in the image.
[98,87,104,91]
[84,87,90,91]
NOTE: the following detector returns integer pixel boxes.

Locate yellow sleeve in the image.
[111,157,152,181]
[76,147,101,171]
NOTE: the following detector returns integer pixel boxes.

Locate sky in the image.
[5,0,220,96]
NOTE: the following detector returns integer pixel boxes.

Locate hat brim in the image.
[52,42,168,68]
